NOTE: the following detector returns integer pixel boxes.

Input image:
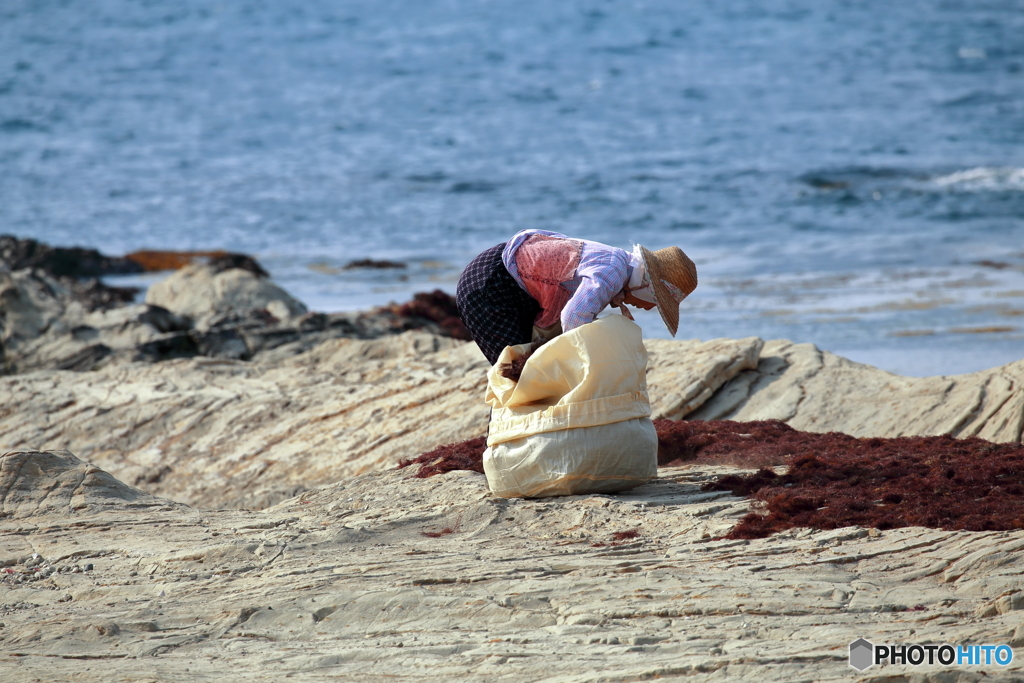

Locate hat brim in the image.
[639,245,695,336]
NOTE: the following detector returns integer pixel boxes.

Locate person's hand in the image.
[610,292,636,320]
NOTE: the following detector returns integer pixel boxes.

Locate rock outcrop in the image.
[1,262,470,374]
[688,339,1024,444]
[0,234,143,278]
[0,235,474,375]
[145,262,308,329]
[1,330,1021,511]
[1,449,1021,682]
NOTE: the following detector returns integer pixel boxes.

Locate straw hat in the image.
[638,245,697,336]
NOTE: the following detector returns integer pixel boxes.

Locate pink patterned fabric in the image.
[515,234,583,328]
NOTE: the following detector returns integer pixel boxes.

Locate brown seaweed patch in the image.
[653,419,798,468]
[398,437,487,478]
[421,527,456,538]
[125,250,268,277]
[385,290,470,340]
[497,340,549,382]
[704,432,1024,539]
[498,344,540,382]
[498,356,529,383]
[592,529,642,548]
[126,250,225,271]
[399,420,1024,541]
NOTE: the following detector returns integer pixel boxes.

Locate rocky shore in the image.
[2,237,1023,681]
[0,236,467,375]
[2,450,1023,682]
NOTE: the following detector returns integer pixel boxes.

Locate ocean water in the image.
[2,0,1022,376]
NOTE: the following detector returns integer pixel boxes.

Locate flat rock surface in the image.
[1,450,1022,682]
[1,332,1022,510]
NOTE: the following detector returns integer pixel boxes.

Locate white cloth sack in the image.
[483,314,657,498]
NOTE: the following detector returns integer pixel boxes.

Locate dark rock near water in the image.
[134,333,201,363]
[0,235,143,278]
[206,253,269,278]
[0,237,469,375]
[68,278,139,312]
[343,258,407,270]
[136,305,192,334]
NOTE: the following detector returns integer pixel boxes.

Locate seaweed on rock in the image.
[398,437,487,478]
[702,431,1024,538]
[397,420,799,479]
[653,418,798,467]
[386,290,470,340]
[400,419,1024,539]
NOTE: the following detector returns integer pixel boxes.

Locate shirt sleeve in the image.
[560,248,630,331]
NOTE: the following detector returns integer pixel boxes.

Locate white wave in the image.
[929,167,1024,192]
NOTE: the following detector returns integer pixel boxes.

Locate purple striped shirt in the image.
[502,229,632,331]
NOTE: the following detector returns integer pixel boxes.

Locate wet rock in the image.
[343,258,407,270]
[134,333,201,363]
[0,234,143,278]
[206,253,269,277]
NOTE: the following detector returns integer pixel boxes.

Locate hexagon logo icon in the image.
[849,638,875,671]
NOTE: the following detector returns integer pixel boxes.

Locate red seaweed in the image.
[392,290,471,340]
[498,356,529,382]
[398,419,1024,539]
[498,340,547,382]
[653,418,802,468]
[421,527,456,538]
[592,528,642,547]
[703,432,1024,538]
[398,437,487,478]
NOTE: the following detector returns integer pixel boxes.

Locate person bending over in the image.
[456,228,698,365]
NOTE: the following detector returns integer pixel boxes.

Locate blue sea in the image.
[2,0,1022,376]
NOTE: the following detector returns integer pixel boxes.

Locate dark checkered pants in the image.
[456,242,539,365]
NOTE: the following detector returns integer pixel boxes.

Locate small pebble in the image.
[84,563,93,571]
